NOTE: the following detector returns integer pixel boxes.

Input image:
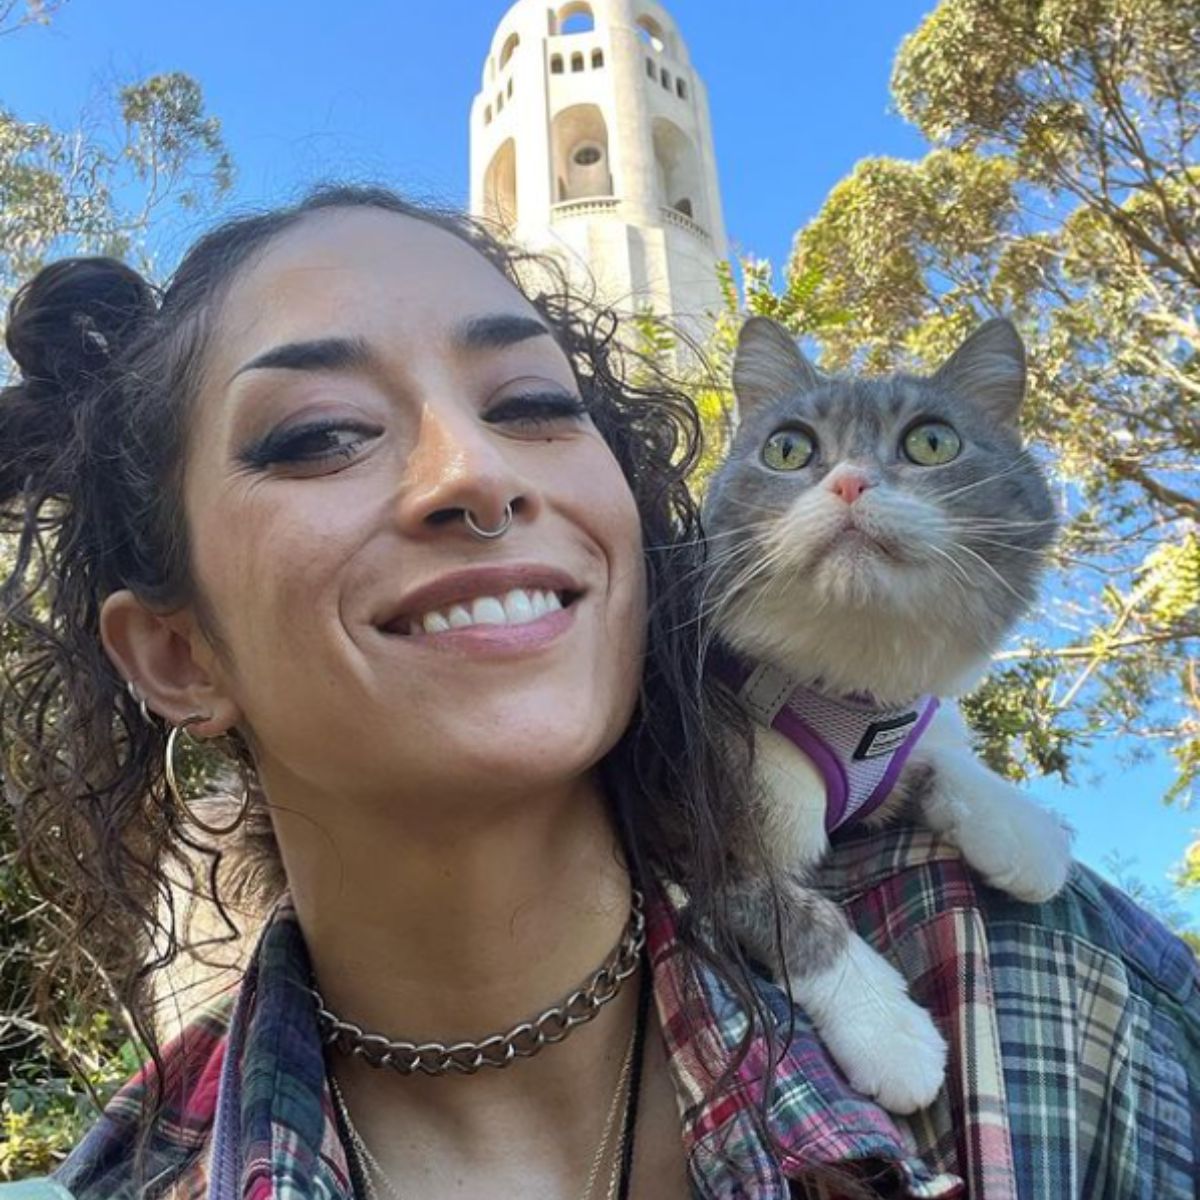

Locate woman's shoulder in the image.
[0,1182,77,1199]
[50,1004,232,1200]
[819,822,1199,1007]
[817,823,1200,1198]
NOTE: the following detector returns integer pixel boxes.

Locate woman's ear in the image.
[100,589,242,736]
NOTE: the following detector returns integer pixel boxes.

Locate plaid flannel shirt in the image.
[51,827,1200,1199]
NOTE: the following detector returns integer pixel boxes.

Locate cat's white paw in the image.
[937,783,1074,903]
[822,992,948,1115]
[792,937,947,1115]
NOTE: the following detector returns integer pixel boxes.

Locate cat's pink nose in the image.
[829,471,875,505]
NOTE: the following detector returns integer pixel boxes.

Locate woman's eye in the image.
[762,428,816,472]
[485,392,588,428]
[903,421,961,466]
[241,420,382,469]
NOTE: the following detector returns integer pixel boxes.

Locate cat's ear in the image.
[732,317,824,416]
[932,318,1026,426]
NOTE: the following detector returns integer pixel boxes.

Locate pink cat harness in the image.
[714,650,940,834]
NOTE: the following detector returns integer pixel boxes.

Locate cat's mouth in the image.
[822,523,903,562]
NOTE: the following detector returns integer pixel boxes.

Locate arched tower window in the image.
[499,33,520,70]
[660,68,671,89]
[550,53,564,74]
[676,77,687,99]
[484,104,493,124]
[652,117,703,226]
[558,2,594,34]
[551,104,613,202]
[591,49,604,69]
[571,52,584,72]
[483,138,518,226]
[636,16,665,52]
[645,57,655,79]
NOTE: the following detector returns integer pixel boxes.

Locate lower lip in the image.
[381,602,577,656]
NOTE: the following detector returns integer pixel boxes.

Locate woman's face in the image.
[178,208,646,814]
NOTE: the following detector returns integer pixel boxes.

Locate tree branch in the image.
[995,628,1199,664]
[1107,458,1200,520]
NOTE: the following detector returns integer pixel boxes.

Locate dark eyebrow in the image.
[230,336,374,382]
[453,314,552,351]
[229,318,550,384]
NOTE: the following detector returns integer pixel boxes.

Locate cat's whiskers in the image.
[690,527,774,590]
[938,516,1058,531]
[692,536,796,646]
[933,460,1034,503]
[692,571,772,669]
[676,513,785,556]
[958,535,1048,557]
[643,519,779,556]
[649,525,782,630]
[922,544,974,595]
[945,541,1036,607]
[680,540,773,637]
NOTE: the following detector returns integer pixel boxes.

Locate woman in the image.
[1,186,1196,1200]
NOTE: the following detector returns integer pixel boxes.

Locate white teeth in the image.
[503,589,535,623]
[402,587,568,635]
[470,596,508,625]
[423,611,451,634]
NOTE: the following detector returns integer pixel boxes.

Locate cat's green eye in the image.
[762,428,816,472]
[903,421,961,466]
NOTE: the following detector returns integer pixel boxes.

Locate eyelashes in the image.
[484,392,589,426]
[237,418,383,470]
[238,392,589,470]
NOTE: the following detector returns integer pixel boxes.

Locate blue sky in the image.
[5,1,1197,923]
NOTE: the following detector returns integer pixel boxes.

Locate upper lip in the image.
[375,563,584,631]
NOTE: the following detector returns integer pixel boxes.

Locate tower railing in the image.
[659,205,710,242]
[550,197,621,221]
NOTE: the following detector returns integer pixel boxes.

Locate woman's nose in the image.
[393,402,536,538]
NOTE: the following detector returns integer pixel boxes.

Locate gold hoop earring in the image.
[165,713,252,836]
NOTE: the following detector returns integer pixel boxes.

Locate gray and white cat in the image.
[704,316,1073,1114]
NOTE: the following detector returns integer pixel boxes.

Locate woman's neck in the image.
[271,770,633,1058]
[266,772,651,1194]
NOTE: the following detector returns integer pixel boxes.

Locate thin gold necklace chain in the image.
[329,1005,638,1200]
[329,1077,395,1200]
[577,1007,639,1200]
[313,890,646,1076]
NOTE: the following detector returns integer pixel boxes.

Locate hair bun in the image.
[6,257,156,389]
[2,258,155,504]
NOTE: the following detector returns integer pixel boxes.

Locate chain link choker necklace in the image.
[311,889,646,1076]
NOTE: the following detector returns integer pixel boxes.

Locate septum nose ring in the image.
[463,501,514,541]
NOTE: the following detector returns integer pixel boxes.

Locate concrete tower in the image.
[469,0,727,333]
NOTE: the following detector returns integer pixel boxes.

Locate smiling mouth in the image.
[382,587,580,636]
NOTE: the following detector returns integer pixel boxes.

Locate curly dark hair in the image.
[1,185,876,1196]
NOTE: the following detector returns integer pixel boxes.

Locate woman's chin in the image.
[380,709,621,801]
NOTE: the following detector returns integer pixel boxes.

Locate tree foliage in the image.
[0,11,233,1178]
[1,72,232,301]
